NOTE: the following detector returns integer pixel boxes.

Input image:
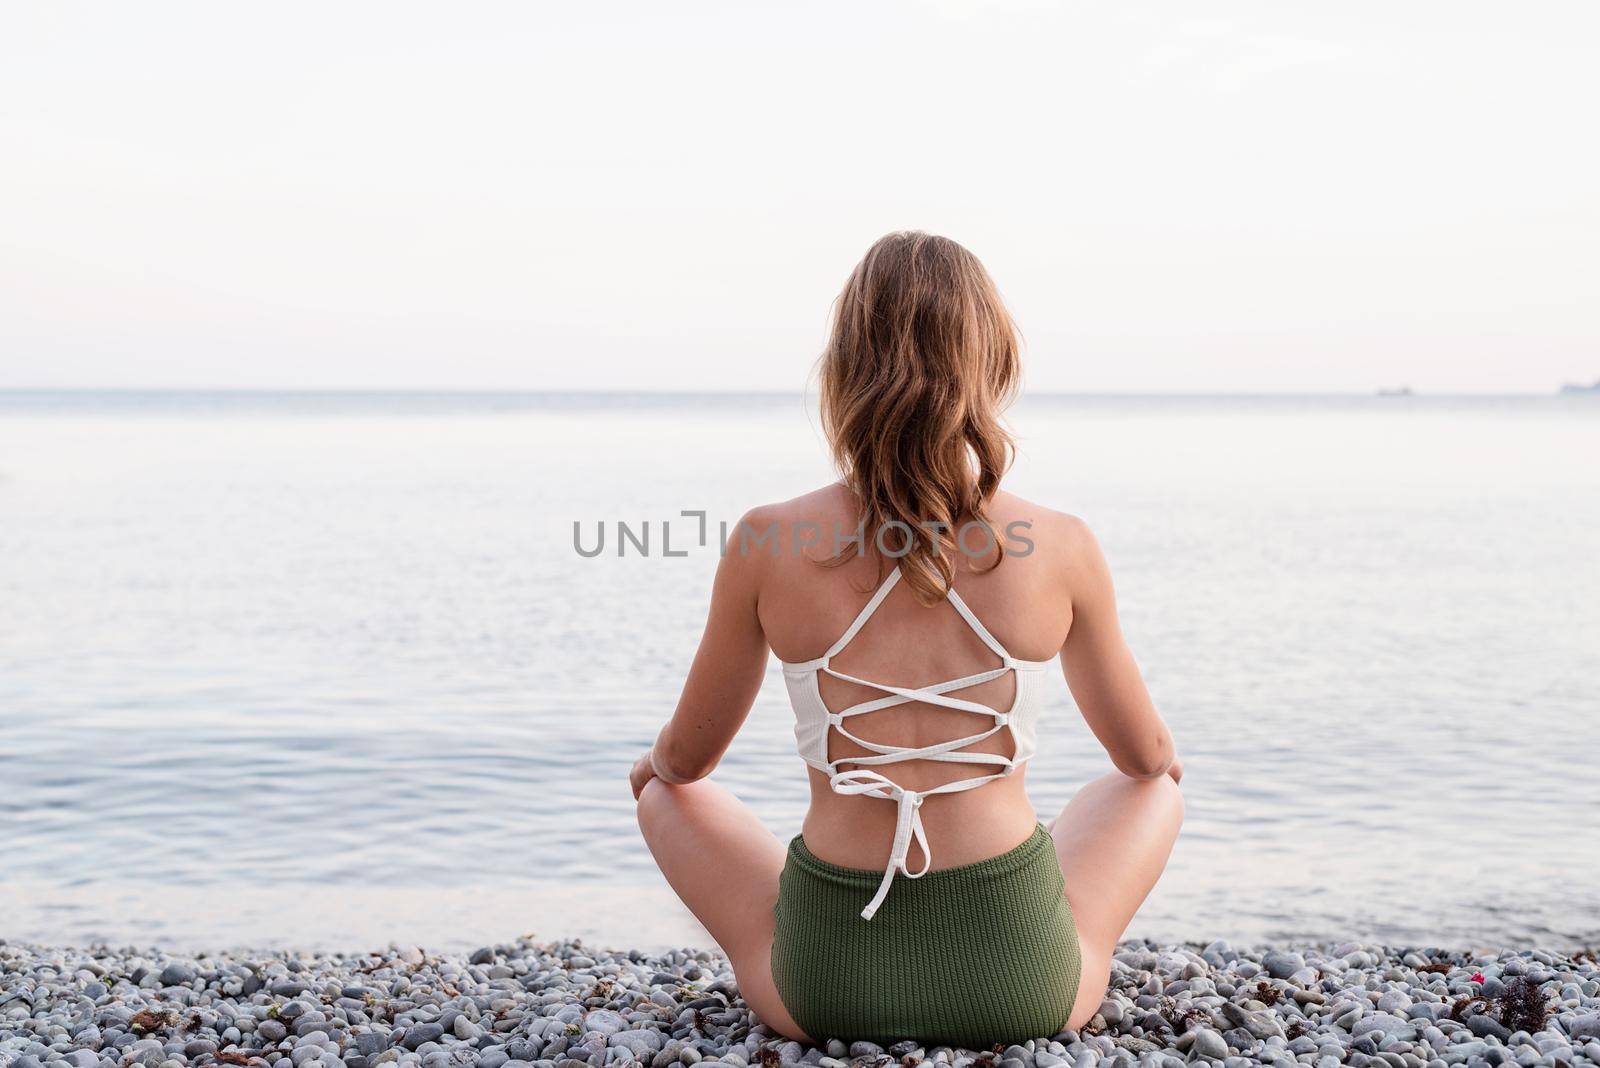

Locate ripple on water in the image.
[1,394,1597,949]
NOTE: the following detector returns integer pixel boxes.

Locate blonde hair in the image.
[817,231,1021,605]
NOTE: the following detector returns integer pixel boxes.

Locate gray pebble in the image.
[354,1034,390,1057]
[610,1033,663,1058]
[1192,1029,1229,1061]
[404,1025,446,1051]
[1261,952,1305,981]
[1354,1015,1418,1041]
[2,939,1598,1068]
[1468,1017,1512,1044]
[158,964,196,988]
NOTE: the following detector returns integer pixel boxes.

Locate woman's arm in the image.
[1058,517,1177,781]
[630,511,770,798]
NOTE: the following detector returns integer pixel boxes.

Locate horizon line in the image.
[0,386,1589,398]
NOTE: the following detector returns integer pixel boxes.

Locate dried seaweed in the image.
[1448,975,1552,1035]
[1253,981,1282,1006]
[1156,993,1208,1034]
[1498,975,1553,1034]
[1415,963,1453,974]
[130,1009,176,1035]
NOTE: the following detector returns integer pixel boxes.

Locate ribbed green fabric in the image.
[770,822,1081,1049]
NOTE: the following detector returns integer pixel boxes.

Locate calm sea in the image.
[1,390,1596,953]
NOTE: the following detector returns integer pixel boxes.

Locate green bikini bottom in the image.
[770,821,1081,1049]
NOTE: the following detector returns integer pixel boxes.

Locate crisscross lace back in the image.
[779,566,1055,920]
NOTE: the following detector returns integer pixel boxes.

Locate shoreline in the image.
[4,940,1599,1068]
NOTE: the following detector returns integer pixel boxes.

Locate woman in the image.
[630,231,1183,1049]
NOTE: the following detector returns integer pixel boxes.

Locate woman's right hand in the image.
[629,750,658,800]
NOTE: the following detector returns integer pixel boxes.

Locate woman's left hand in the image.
[630,750,658,799]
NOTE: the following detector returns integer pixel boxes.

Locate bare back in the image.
[645,480,1172,879]
[755,483,1077,872]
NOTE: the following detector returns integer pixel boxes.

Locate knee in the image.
[1142,770,1185,832]
[1161,772,1185,823]
[1133,766,1183,805]
[635,775,708,834]
[635,775,673,832]
[1099,768,1185,823]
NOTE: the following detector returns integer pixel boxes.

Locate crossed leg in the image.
[636,770,1182,1043]
[1048,770,1185,1030]
[635,776,814,1042]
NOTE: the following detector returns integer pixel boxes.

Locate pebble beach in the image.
[4,940,1599,1068]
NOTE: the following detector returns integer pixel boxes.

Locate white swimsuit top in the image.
[778,565,1055,920]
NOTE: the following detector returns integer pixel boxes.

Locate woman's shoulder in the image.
[732,485,1099,543]
[733,483,855,542]
[986,490,1098,557]
[716,484,855,576]
[739,485,1094,531]
[730,485,1101,575]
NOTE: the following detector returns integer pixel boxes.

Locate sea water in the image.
[1,391,1595,952]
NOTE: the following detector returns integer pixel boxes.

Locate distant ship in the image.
[1377,386,1414,396]
[1559,378,1600,394]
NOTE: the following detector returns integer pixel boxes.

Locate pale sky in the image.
[1,1,1596,393]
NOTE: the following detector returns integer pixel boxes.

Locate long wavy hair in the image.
[817,231,1021,606]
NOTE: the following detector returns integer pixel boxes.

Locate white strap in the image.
[828,667,1011,719]
[828,744,1012,768]
[829,769,929,920]
[823,666,1005,718]
[945,586,1011,662]
[918,767,1013,797]
[829,765,1018,920]
[825,567,901,659]
[798,564,1038,921]
[829,717,1011,763]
